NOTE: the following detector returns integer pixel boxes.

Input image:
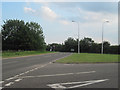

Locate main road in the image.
[1,53,118,89]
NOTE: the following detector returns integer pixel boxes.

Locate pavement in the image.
[1,52,118,89]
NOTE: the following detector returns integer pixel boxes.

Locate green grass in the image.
[56,53,119,63]
[2,51,56,58]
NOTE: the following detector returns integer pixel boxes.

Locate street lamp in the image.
[72,20,80,54]
[101,20,109,54]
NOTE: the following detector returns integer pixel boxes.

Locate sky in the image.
[1,1,118,45]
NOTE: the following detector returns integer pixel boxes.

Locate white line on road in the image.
[14,79,22,82]
[20,71,96,79]
[47,79,109,89]
[0,87,2,90]
[0,81,4,84]
[3,53,73,87]
[4,82,14,87]
[52,53,72,63]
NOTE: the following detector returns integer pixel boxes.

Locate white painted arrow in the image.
[47,79,109,89]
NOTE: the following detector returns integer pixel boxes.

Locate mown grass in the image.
[56,53,119,63]
[2,51,56,58]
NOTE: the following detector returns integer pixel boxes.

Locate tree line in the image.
[2,19,46,51]
[1,19,119,54]
[47,37,119,54]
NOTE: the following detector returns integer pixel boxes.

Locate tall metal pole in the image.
[101,22,104,54]
[101,20,109,54]
[77,22,80,54]
[72,20,80,54]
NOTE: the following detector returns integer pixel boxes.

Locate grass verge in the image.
[2,51,56,58]
[56,53,119,63]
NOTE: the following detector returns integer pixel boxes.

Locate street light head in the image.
[72,20,75,22]
[103,19,109,23]
[105,20,109,23]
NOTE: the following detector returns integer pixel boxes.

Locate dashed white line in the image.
[14,79,22,82]
[3,53,73,87]
[5,64,48,82]
[52,53,73,62]
[0,81,4,84]
[6,77,14,81]
[0,87,3,90]
[19,73,25,76]
[5,82,14,87]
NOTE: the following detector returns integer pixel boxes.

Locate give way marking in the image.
[47,79,109,89]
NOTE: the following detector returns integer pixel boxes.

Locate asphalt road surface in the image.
[1,53,118,89]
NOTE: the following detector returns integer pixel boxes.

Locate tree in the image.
[64,37,77,52]
[109,45,118,54]
[2,19,45,51]
[103,41,110,54]
[46,43,63,52]
[90,43,101,53]
[80,37,94,53]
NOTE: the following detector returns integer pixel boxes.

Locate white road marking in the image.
[0,81,4,84]
[3,53,73,87]
[14,79,22,82]
[20,71,96,79]
[3,63,49,87]
[47,79,109,89]
[5,64,48,82]
[6,77,15,81]
[0,87,2,90]
[48,84,66,89]
[52,53,72,62]
[5,82,14,87]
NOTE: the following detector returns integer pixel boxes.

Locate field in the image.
[56,53,119,63]
[2,51,56,58]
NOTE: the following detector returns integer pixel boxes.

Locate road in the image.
[1,53,118,89]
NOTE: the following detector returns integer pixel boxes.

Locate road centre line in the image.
[5,64,48,81]
[20,71,96,79]
[0,87,2,90]
[52,53,73,63]
[14,79,22,82]
[4,82,14,87]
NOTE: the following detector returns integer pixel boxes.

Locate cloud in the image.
[24,5,71,25]
[24,7,36,13]
[77,7,118,24]
[41,6,58,20]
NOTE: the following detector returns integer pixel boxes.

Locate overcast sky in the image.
[2,1,118,45]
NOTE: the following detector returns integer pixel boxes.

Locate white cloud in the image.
[24,7,36,13]
[24,5,71,25]
[41,6,58,21]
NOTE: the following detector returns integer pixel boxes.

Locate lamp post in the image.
[72,20,80,54]
[101,20,109,54]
